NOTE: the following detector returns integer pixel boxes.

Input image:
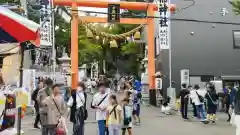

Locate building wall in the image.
[155,0,240,91]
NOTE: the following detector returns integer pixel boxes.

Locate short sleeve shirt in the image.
[107,105,122,125]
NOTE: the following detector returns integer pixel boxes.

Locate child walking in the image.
[122,98,132,135]
[107,95,122,135]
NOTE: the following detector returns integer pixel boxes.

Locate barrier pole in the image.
[17,107,22,135]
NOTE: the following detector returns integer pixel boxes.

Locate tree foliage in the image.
[232,0,240,14]
[1,0,145,76]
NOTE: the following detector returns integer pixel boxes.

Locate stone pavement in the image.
[18,93,235,135]
[21,105,235,135]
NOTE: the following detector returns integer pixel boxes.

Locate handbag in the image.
[207,93,217,105]
[196,91,204,103]
[230,110,236,126]
[123,105,131,125]
[52,98,67,135]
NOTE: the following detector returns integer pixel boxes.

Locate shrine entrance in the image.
[52,0,174,90]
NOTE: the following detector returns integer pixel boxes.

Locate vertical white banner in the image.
[158,0,170,50]
[40,0,52,46]
[180,69,190,86]
[155,78,162,89]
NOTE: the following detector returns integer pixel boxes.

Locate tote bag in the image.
[230,110,235,126]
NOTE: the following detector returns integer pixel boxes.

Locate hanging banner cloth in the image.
[0,6,40,46]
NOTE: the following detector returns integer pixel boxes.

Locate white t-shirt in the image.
[106,88,111,94]
[92,92,109,120]
[190,89,207,106]
[67,91,85,109]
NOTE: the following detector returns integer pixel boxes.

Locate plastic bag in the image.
[56,116,68,135]
[230,111,235,126]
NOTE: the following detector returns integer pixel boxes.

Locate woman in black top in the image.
[205,85,218,123]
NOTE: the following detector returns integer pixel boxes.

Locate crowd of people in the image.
[178,82,240,126]
[29,74,240,135]
[31,76,142,135]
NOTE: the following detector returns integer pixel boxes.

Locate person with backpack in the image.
[68,82,87,135]
[32,80,44,129]
[91,82,109,135]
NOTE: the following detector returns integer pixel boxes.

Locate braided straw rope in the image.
[78,18,145,40]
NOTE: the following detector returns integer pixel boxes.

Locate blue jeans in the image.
[196,104,207,120]
[42,125,56,135]
[98,120,108,135]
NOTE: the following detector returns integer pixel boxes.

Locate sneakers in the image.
[34,125,40,129]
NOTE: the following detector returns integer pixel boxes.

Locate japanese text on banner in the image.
[158,0,170,49]
[40,0,52,46]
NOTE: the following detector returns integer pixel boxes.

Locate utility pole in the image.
[51,0,56,81]
[19,0,29,88]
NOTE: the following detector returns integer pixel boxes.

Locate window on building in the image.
[233,30,240,49]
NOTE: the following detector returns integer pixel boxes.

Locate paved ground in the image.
[19,93,235,135]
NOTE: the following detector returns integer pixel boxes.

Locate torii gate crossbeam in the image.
[53,0,157,90]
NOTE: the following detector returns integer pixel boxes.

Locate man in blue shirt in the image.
[134,79,142,93]
[132,79,142,125]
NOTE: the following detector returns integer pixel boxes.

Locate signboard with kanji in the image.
[180,69,189,86]
[40,0,52,46]
[108,4,120,23]
[158,0,170,49]
[155,78,162,89]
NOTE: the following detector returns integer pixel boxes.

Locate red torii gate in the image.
[52,0,175,90]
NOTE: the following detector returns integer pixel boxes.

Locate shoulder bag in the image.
[91,94,108,109]
[196,91,204,103]
[207,92,217,105]
[52,98,66,135]
[76,92,88,120]
[109,105,118,119]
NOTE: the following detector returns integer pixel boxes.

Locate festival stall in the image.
[0,6,40,134]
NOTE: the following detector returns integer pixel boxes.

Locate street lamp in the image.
[58,50,71,86]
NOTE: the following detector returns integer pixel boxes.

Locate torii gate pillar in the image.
[53,0,161,90]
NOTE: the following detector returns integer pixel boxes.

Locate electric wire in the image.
[69,9,240,25]
[177,0,195,11]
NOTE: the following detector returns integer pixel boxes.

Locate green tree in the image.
[232,0,240,14]
[54,14,103,65]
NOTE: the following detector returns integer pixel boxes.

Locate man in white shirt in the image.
[190,85,207,122]
[91,82,109,135]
